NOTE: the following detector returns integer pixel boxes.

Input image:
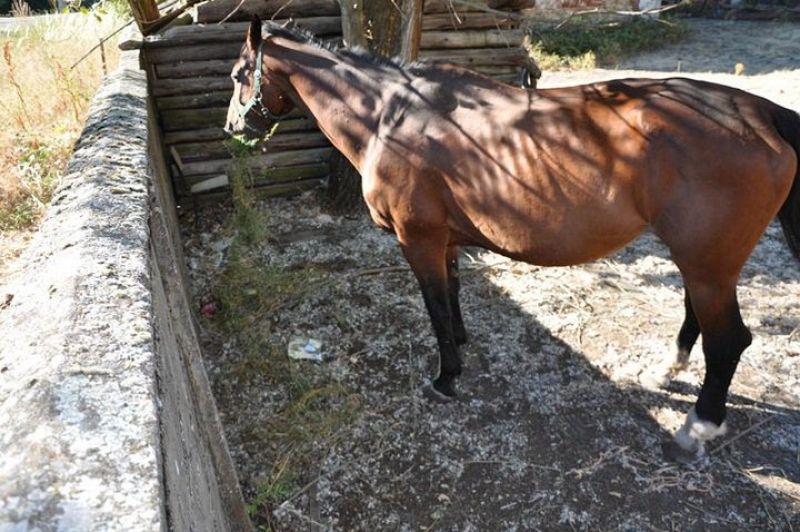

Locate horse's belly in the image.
[453,202,647,267]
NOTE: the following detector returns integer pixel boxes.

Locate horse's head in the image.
[224,16,295,137]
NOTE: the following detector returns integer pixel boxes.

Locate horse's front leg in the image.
[447,245,468,346]
[400,232,462,397]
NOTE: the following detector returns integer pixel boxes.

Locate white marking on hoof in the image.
[673,406,727,456]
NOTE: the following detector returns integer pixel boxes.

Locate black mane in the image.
[263,21,420,72]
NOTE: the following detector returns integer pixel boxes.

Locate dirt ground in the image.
[182,19,800,531]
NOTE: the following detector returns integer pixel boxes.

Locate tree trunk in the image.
[327,0,425,213]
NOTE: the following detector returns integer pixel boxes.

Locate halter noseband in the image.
[238,43,289,122]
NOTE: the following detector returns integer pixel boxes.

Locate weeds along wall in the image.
[132,0,539,206]
[0,49,252,531]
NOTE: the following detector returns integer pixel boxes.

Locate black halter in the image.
[238,43,291,123]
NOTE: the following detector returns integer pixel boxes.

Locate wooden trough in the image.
[134,0,539,206]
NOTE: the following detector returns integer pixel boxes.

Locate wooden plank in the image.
[494,73,524,85]
[420,29,525,49]
[169,145,186,174]
[174,132,330,162]
[187,162,330,187]
[128,0,160,32]
[420,46,529,67]
[472,64,522,76]
[143,16,343,48]
[162,116,320,140]
[156,59,233,79]
[164,127,229,144]
[161,108,229,130]
[190,174,229,194]
[156,91,232,111]
[180,178,327,207]
[195,0,339,24]
[181,147,333,176]
[152,76,232,96]
[162,113,320,145]
[145,42,242,64]
[422,11,519,30]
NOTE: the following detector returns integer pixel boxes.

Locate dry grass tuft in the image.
[0,12,123,232]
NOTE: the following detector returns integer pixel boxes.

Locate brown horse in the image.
[224,17,800,461]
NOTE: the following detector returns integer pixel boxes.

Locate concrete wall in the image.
[0,51,251,532]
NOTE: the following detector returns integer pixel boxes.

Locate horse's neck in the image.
[267,39,387,173]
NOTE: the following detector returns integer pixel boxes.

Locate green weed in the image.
[208,144,362,529]
[528,17,687,70]
[0,134,72,231]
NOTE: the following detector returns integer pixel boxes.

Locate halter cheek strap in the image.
[238,44,264,119]
[238,43,290,122]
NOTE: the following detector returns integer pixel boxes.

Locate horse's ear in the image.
[247,15,262,50]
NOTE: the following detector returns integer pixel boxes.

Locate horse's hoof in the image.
[434,375,459,396]
[423,382,456,403]
[454,331,468,346]
[661,440,705,465]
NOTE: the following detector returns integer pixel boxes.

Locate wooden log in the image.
[156,91,232,111]
[420,29,525,49]
[195,0,339,24]
[420,46,529,67]
[161,108,229,130]
[169,145,186,174]
[181,147,333,176]
[472,64,522,76]
[161,116,320,140]
[189,174,228,194]
[494,72,523,85]
[156,59,234,79]
[188,162,330,188]
[164,127,228,144]
[180,178,327,207]
[424,0,536,14]
[174,132,330,162]
[127,0,160,32]
[142,17,343,48]
[145,42,242,64]
[151,76,232,96]
[271,117,321,134]
[422,11,519,30]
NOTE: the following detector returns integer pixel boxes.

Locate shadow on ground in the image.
[182,192,800,531]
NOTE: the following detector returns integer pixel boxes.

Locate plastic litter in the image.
[200,301,218,317]
[288,337,323,362]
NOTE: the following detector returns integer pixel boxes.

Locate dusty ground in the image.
[182,19,800,531]
[0,231,33,279]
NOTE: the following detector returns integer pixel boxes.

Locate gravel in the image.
[182,19,800,531]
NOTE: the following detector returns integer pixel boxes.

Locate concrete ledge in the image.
[0,51,251,531]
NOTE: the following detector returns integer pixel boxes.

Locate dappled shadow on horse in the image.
[223,16,800,462]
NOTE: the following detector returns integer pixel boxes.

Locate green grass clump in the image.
[0,135,71,230]
[528,17,687,71]
[208,141,362,530]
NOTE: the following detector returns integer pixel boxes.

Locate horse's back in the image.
[366,74,796,268]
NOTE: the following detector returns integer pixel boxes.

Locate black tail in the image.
[774,107,800,262]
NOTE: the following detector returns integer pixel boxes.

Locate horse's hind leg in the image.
[400,229,462,397]
[447,245,468,346]
[665,277,752,460]
[662,290,700,384]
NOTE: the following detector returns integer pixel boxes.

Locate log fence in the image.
[140,0,539,205]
